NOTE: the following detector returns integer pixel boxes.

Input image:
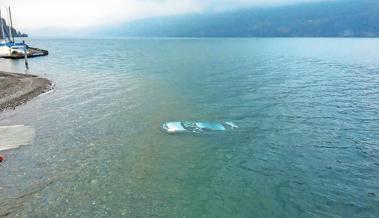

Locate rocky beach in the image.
[0,71,53,112]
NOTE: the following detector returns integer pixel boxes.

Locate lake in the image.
[0,38,378,217]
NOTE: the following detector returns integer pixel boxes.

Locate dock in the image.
[1,47,49,59]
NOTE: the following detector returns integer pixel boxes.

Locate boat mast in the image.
[8,6,14,43]
[0,10,6,41]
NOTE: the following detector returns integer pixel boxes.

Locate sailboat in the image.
[0,7,48,59]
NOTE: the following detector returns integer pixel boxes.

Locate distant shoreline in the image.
[0,71,53,112]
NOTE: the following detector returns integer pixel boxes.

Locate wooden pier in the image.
[1,47,49,59]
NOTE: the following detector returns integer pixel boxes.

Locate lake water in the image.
[0,38,378,218]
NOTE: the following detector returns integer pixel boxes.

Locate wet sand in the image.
[0,71,53,111]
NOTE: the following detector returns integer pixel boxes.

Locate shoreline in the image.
[0,71,53,112]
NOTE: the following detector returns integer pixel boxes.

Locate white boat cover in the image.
[165,122,186,131]
[195,122,225,131]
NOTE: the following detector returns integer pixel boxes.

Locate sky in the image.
[0,0,328,33]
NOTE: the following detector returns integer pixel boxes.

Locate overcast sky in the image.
[1,0,328,32]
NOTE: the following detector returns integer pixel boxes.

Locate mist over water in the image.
[0,38,378,217]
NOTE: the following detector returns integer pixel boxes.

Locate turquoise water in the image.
[0,38,378,217]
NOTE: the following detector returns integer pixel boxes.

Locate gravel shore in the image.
[0,71,53,111]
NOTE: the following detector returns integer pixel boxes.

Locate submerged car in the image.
[161,121,238,134]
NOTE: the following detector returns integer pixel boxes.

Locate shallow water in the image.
[0,38,378,217]
[0,125,35,151]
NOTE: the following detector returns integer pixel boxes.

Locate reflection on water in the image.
[0,38,378,218]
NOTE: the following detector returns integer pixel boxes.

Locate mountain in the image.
[0,18,28,39]
[98,0,379,37]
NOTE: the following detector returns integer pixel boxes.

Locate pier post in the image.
[23,41,29,70]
